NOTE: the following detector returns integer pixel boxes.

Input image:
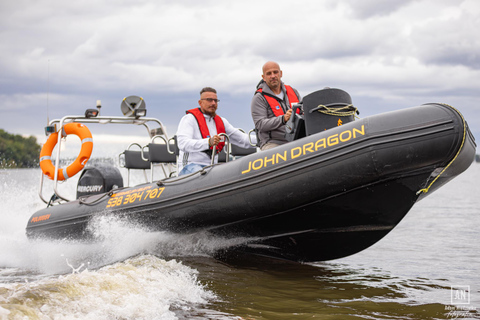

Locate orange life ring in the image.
[39,123,93,180]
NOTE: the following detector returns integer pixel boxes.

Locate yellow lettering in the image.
[241,125,366,175]
[276,151,287,162]
[327,134,339,146]
[107,198,116,208]
[252,159,263,170]
[291,147,302,159]
[353,125,365,138]
[156,187,165,198]
[113,185,153,197]
[340,130,352,142]
[149,188,159,199]
[303,142,314,154]
[315,138,326,151]
[264,154,275,167]
[241,161,252,174]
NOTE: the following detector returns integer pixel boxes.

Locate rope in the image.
[416,103,467,195]
[156,164,214,186]
[79,191,114,205]
[315,104,360,119]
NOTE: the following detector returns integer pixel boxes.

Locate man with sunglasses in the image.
[176,87,256,176]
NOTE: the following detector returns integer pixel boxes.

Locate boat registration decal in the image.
[242,125,365,174]
[106,186,166,208]
[30,214,51,223]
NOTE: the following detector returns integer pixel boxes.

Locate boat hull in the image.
[26,103,476,262]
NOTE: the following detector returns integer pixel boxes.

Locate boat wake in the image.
[1,209,252,276]
[0,254,218,319]
[1,169,241,319]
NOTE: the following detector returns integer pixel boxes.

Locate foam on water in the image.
[0,169,249,274]
[0,255,215,319]
[0,169,237,319]
[2,163,479,319]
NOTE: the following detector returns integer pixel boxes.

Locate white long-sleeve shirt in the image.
[176,113,256,173]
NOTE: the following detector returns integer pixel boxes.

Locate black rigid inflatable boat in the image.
[26,89,476,262]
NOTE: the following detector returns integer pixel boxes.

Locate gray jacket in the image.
[251,81,301,148]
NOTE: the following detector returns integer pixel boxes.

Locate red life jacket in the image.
[186,108,226,153]
[256,85,300,117]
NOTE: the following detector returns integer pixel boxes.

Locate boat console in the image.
[286,87,359,141]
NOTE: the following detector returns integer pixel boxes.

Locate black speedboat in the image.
[26,89,476,262]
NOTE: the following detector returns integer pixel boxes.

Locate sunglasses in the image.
[201,98,220,103]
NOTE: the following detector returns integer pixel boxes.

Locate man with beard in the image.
[176,87,255,176]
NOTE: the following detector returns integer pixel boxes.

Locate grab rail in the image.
[211,133,231,165]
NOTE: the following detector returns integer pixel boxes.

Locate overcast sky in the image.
[1,0,479,151]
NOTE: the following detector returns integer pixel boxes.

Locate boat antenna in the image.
[46,59,50,125]
[43,60,56,136]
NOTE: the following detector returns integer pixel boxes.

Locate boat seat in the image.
[147,143,176,163]
[124,150,151,169]
[218,150,227,162]
[119,143,151,186]
[144,136,177,179]
[216,144,256,163]
[231,144,256,157]
[216,130,257,163]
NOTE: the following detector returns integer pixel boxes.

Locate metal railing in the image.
[39,114,170,205]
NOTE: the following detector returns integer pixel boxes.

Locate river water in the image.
[0,164,478,319]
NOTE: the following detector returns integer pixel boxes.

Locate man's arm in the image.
[176,114,210,153]
[223,118,257,149]
[251,93,285,133]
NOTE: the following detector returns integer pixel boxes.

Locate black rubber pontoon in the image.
[26,90,476,262]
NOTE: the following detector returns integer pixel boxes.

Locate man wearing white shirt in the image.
[176,87,256,176]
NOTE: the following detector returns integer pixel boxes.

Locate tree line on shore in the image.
[0,129,41,168]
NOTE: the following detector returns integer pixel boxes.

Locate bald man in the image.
[251,61,301,150]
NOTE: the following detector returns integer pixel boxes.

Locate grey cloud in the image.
[331,0,416,19]
[411,13,480,69]
[0,0,479,142]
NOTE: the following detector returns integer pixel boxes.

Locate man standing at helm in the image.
[251,61,301,150]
